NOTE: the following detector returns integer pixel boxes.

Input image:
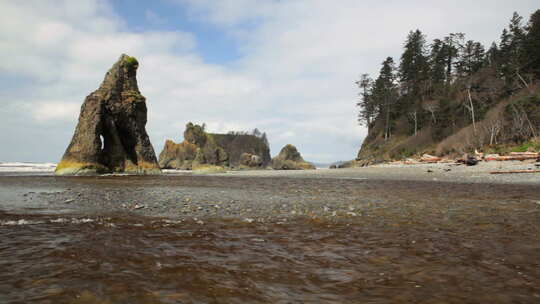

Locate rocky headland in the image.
[352,11,540,168]
[159,123,271,170]
[55,54,161,175]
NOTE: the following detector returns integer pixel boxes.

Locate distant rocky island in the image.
[159,123,271,170]
[271,144,315,170]
[55,54,161,175]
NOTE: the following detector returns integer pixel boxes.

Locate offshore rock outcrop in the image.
[55,54,161,175]
[159,123,271,169]
[271,144,315,170]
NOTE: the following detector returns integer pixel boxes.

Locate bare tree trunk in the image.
[385,103,390,141]
[414,111,417,136]
[488,122,501,145]
[429,110,436,123]
[466,87,476,135]
[511,103,538,139]
[516,70,530,90]
[408,111,418,136]
[524,114,537,138]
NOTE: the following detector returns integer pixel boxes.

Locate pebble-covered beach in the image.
[2,160,538,221]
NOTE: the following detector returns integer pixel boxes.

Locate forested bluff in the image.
[353,10,540,166]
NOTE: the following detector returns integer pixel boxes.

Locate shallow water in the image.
[2,211,540,304]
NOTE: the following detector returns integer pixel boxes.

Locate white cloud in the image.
[31,102,80,122]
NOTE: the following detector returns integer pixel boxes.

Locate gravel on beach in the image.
[1,161,538,223]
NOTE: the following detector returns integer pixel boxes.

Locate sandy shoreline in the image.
[213,160,540,185]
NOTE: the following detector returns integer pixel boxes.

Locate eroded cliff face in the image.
[159,123,271,169]
[271,144,315,170]
[55,54,161,175]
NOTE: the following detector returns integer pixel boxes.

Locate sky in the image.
[0,1,538,163]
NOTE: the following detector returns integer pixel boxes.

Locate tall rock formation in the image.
[159,123,271,169]
[271,144,315,170]
[55,54,161,175]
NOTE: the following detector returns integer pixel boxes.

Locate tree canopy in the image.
[356,10,540,142]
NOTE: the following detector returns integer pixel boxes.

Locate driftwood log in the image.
[485,152,539,161]
[490,170,540,174]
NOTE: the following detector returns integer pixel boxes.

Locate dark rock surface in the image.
[159,123,271,169]
[239,152,263,167]
[55,54,161,175]
[272,144,315,170]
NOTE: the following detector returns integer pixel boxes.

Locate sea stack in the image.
[159,122,271,170]
[271,144,315,170]
[55,54,161,175]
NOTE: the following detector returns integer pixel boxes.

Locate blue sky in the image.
[0,1,539,163]
[110,0,242,64]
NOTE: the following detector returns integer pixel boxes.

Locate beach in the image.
[1,163,539,303]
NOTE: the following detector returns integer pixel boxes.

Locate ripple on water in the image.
[0,213,539,303]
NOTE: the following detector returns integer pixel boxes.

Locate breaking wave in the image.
[0,162,56,173]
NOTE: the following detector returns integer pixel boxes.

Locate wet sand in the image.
[1,167,540,303]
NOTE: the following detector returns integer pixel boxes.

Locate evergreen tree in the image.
[427,38,449,97]
[356,74,375,127]
[371,57,398,140]
[523,9,540,76]
[261,133,269,147]
[399,30,429,98]
[457,40,485,77]
[498,28,512,78]
[472,42,486,73]
[509,12,526,79]
[499,12,527,86]
[442,33,465,83]
[485,42,500,67]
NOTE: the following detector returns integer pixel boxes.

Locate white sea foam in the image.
[49,218,95,224]
[0,162,56,173]
[71,218,95,224]
[0,219,45,226]
[49,218,70,223]
[0,218,96,226]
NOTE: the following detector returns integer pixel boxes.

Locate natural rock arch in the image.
[55,54,161,175]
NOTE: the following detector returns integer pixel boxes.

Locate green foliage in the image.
[125,56,139,67]
[524,10,540,76]
[395,147,416,158]
[184,122,207,146]
[356,74,375,126]
[429,39,448,87]
[484,140,540,154]
[511,140,540,152]
[356,9,540,156]
[484,144,507,154]
[457,40,485,76]
[399,29,429,98]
